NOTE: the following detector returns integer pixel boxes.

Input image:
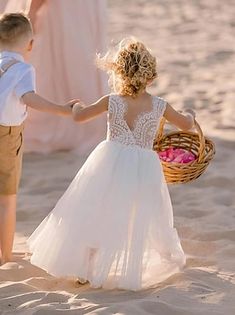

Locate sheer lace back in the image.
[107,94,167,149]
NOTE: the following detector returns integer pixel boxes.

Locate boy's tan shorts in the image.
[0,124,24,195]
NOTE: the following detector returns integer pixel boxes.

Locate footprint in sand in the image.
[178,209,212,219]
[195,230,235,242]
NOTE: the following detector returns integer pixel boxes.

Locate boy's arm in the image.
[22,92,76,116]
[164,103,195,130]
[72,95,109,122]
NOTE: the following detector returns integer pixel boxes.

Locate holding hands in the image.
[72,100,86,115]
[62,99,81,115]
[22,92,80,116]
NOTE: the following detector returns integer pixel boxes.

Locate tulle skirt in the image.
[28,140,186,290]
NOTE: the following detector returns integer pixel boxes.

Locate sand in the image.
[1,0,235,314]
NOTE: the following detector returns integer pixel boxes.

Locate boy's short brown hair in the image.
[0,13,32,46]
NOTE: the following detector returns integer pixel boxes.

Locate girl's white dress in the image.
[28,94,186,291]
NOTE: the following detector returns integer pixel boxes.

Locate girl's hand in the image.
[72,101,86,115]
[72,95,108,123]
[73,101,86,108]
[184,109,196,128]
[185,108,196,119]
[62,99,80,115]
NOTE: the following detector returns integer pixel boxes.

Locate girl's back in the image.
[107,93,166,150]
[121,93,155,129]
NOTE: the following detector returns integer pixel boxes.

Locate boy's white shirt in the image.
[0,51,36,126]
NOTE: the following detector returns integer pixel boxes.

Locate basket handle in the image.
[156,118,206,163]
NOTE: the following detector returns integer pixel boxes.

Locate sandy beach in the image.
[0,0,235,314]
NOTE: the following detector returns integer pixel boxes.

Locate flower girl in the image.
[28,38,195,290]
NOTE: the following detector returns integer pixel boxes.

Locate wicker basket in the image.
[153,118,215,184]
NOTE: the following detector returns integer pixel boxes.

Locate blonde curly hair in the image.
[97,38,157,98]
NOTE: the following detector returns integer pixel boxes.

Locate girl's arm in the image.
[72,95,109,122]
[22,92,76,116]
[164,103,195,130]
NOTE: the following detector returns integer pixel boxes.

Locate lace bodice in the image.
[107,94,166,150]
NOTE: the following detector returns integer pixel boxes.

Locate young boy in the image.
[0,12,76,265]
